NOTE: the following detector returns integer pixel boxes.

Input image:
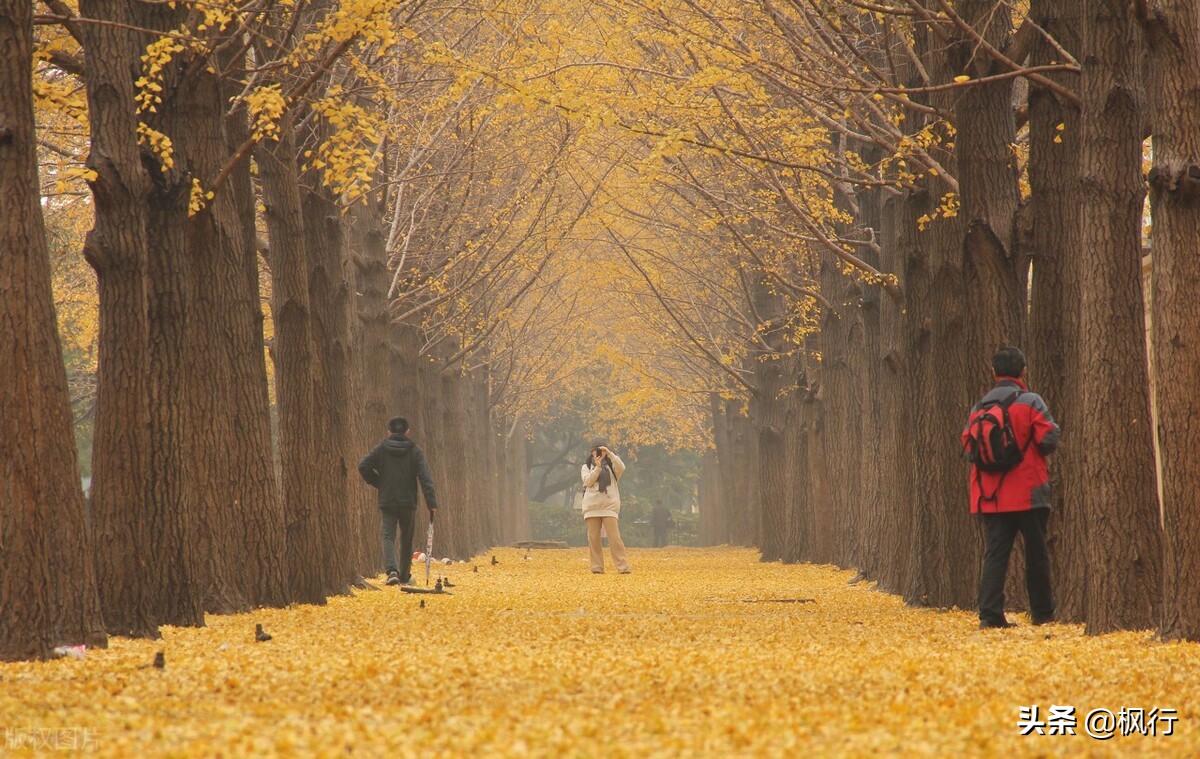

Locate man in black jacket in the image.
[358,417,439,585]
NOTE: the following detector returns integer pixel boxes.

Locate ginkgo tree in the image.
[1,0,105,662]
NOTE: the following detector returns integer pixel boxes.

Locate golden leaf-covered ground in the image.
[3,547,1198,757]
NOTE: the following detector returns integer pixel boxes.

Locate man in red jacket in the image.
[963,347,1061,629]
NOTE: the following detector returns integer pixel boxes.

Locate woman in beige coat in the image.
[581,444,630,574]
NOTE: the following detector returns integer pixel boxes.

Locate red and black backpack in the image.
[966,390,1026,473]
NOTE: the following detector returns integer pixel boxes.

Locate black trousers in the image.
[978,508,1054,624]
[380,506,416,581]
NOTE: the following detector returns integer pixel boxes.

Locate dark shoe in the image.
[591,570,603,574]
[386,571,401,586]
[1031,613,1056,626]
[979,619,1017,630]
[618,570,631,574]
[399,575,413,586]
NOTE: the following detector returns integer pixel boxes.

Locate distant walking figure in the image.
[358,417,439,586]
[581,443,630,574]
[651,502,673,548]
[963,347,1060,629]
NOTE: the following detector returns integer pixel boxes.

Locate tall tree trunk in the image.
[953,0,1027,356]
[1027,0,1087,623]
[698,446,725,545]
[431,364,472,559]
[257,129,324,604]
[708,394,734,546]
[503,426,531,543]
[143,82,205,631]
[749,261,795,563]
[790,381,821,564]
[1078,0,1162,633]
[815,259,865,568]
[729,399,760,548]
[84,0,205,634]
[185,62,284,613]
[854,167,886,581]
[1142,0,1200,641]
[871,32,918,597]
[303,177,355,594]
[220,64,287,608]
[938,0,1033,619]
[868,192,914,593]
[415,353,451,555]
[904,5,979,610]
[349,193,390,577]
[753,331,793,562]
[903,180,973,608]
[0,0,107,660]
[78,0,157,637]
[715,396,758,548]
[475,372,500,549]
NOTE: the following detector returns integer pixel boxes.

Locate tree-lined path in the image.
[3,547,1197,756]
[6,0,1200,752]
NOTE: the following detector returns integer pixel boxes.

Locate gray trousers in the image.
[381,506,416,580]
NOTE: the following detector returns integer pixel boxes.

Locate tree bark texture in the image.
[1142,0,1200,641]
[257,129,325,604]
[790,382,821,565]
[1078,0,1162,634]
[221,64,287,609]
[347,193,390,576]
[871,191,917,595]
[903,4,982,610]
[1027,0,1087,623]
[184,62,284,613]
[752,317,795,562]
[84,0,205,634]
[0,0,107,660]
[77,0,157,637]
[143,85,205,631]
[953,0,1027,358]
[815,255,866,569]
[698,445,725,545]
[303,177,355,595]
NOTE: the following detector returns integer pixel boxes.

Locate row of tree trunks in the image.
[695,0,1187,643]
[723,397,760,547]
[76,0,308,634]
[5,0,540,656]
[0,0,107,660]
[386,321,527,557]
